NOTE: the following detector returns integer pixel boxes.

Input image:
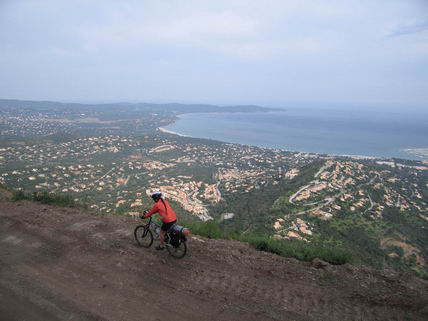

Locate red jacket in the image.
[144,199,177,223]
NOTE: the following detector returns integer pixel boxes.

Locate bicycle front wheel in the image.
[134,225,153,248]
[167,240,187,259]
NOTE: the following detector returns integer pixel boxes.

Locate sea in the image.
[163,107,428,160]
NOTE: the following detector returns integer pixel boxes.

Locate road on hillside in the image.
[1,195,427,321]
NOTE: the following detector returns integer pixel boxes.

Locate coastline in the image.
[159,113,427,162]
[158,127,192,137]
[159,124,395,161]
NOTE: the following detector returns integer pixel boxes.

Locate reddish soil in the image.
[1,193,427,321]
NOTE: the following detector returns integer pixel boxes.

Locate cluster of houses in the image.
[273,159,428,241]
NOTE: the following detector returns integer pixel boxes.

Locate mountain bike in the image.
[134,216,188,259]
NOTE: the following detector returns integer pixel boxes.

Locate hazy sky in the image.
[0,0,427,107]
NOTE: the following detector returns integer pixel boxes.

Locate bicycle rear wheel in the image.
[166,240,187,259]
[134,225,153,248]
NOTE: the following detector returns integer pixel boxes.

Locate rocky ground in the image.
[1,191,427,321]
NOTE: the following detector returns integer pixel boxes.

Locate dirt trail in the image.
[1,195,427,321]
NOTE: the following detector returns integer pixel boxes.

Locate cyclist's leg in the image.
[159,229,166,247]
[157,221,176,250]
[160,221,176,247]
[155,230,166,250]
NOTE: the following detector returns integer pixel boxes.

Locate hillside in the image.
[261,159,428,276]
[1,192,427,321]
[1,99,427,280]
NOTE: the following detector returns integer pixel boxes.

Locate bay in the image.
[164,108,428,160]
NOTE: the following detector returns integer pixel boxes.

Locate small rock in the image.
[344,263,355,272]
[312,258,329,269]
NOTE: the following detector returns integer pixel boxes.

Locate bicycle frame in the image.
[145,217,161,237]
[136,216,188,258]
[143,216,172,243]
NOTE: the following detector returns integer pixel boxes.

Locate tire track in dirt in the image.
[1,197,427,321]
[181,267,420,321]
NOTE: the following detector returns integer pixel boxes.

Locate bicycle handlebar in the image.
[140,214,152,223]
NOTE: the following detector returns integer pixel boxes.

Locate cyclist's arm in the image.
[143,203,158,218]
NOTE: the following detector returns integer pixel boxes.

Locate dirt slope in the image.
[1,195,427,321]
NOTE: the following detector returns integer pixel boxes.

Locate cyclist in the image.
[142,192,177,250]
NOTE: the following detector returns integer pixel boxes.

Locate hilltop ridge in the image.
[0,98,277,114]
[1,192,427,321]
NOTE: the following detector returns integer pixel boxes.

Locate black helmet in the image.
[151,192,163,201]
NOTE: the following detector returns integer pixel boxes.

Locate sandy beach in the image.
[158,127,191,137]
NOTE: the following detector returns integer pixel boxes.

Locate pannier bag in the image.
[170,224,191,239]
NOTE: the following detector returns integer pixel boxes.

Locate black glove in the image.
[141,210,148,219]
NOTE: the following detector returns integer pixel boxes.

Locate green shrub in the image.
[237,234,353,265]
[12,190,32,201]
[188,220,225,239]
[12,190,76,207]
[188,220,353,265]
[32,192,76,207]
